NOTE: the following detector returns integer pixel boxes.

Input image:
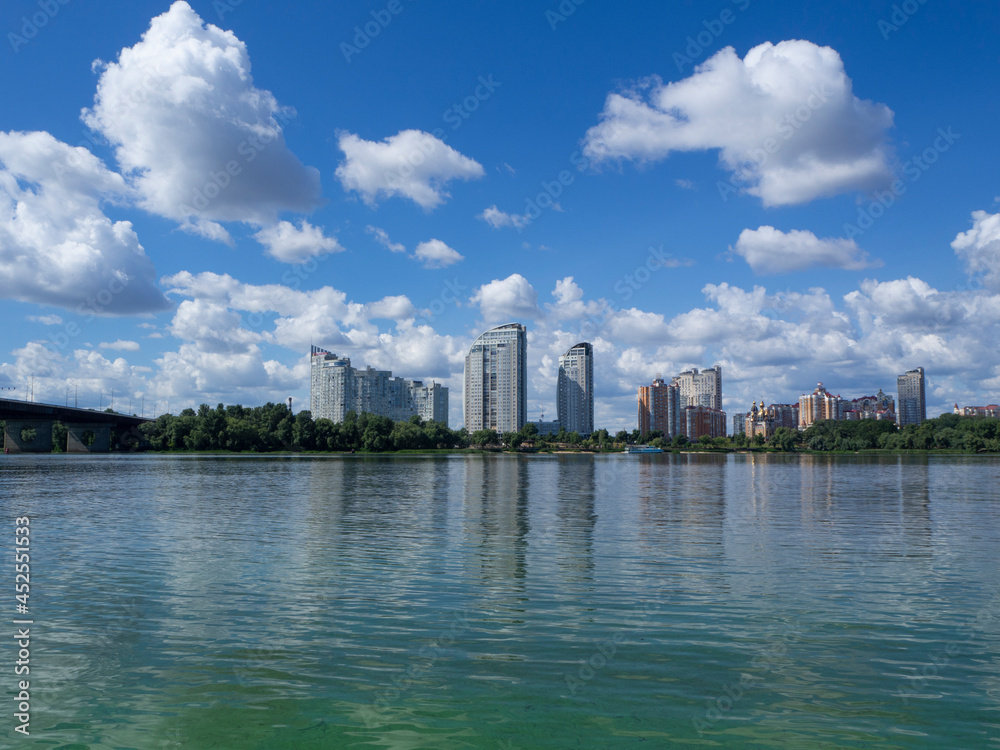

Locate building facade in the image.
[744,402,800,439]
[638,377,680,437]
[464,323,527,434]
[954,404,999,418]
[897,367,927,426]
[676,366,723,410]
[732,412,747,436]
[843,390,896,421]
[684,405,727,441]
[799,383,843,428]
[557,342,594,435]
[310,347,449,425]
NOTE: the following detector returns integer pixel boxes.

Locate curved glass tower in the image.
[464,323,527,433]
[558,342,594,435]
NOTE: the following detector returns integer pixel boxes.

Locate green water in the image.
[1,452,998,748]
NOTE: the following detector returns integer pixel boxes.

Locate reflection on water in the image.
[1,452,999,748]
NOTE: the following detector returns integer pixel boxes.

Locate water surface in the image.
[2,452,999,748]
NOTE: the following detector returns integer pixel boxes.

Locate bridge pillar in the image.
[66,423,112,453]
[3,420,54,453]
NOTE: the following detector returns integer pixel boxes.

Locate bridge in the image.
[0,398,153,453]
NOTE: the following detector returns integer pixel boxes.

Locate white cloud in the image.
[478,205,530,231]
[28,315,64,326]
[254,220,343,264]
[733,226,882,274]
[99,340,141,351]
[336,129,484,209]
[951,210,1000,290]
[0,130,169,314]
[82,1,321,231]
[471,274,541,323]
[413,239,463,269]
[369,295,416,320]
[583,40,894,206]
[366,225,406,253]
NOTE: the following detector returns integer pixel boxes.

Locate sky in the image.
[1,0,999,431]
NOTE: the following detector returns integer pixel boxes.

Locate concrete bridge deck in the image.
[0,398,153,453]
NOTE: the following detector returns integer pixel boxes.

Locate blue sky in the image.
[2,0,999,430]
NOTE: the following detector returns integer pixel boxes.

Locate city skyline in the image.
[1,2,999,431]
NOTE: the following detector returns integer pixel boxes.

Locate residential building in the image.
[530,419,561,437]
[310,347,449,425]
[799,383,843,428]
[557,342,594,435]
[732,413,747,436]
[684,405,727,440]
[410,381,449,424]
[638,377,680,437]
[464,323,527,434]
[844,390,896,422]
[676,366,723,410]
[954,404,999,418]
[897,367,927,426]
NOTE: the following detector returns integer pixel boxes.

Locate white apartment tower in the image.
[464,323,527,433]
[310,347,449,425]
[558,342,594,435]
[675,366,723,409]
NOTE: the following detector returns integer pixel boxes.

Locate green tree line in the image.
[3,411,998,454]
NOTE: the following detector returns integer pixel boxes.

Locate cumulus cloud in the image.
[952,210,1000,290]
[471,274,541,323]
[82,1,321,231]
[336,129,484,209]
[99,340,141,351]
[368,295,417,320]
[413,239,463,269]
[254,220,343,263]
[478,205,530,231]
[733,226,882,274]
[582,40,894,206]
[0,130,169,314]
[366,225,406,253]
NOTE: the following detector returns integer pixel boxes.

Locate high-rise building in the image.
[732,413,747,436]
[410,381,449,424]
[464,323,527,433]
[558,342,594,435]
[897,367,926,426]
[676,366,723,409]
[799,383,843,428]
[638,377,680,437]
[310,347,449,425]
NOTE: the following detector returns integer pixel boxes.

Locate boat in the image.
[625,445,663,454]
